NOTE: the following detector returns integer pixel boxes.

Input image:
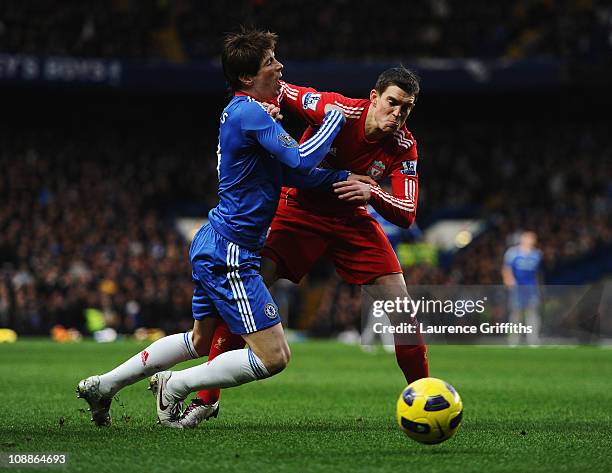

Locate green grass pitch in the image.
[1,340,611,473]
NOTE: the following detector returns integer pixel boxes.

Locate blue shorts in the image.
[189,223,281,335]
[510,285,540,311]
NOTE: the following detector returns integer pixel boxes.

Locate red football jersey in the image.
[278,81,418,228]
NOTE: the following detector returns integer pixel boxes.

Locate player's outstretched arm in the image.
[282,166,349,189]
[278,82,325,125]
[244,102,345,174]
[283,168,374,190]
[334,172,418,228]
[278,82,355,127]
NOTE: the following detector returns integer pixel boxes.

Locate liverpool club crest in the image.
[367,160,386,179]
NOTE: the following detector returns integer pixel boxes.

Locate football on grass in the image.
[396,377,463,444]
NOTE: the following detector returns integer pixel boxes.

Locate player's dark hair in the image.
[375,67,420,102]
[222,27,278,93]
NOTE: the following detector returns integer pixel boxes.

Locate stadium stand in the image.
[0,0,610,62]
[0,1,610,336]
[1,118,609,335]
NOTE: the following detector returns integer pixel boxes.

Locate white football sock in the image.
[98,331,198,397]
[166,348,269,399]
[526,308,541,345]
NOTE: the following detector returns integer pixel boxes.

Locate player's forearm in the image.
[369,186,416,228]
[283,168,350,189]
[258,109,344,173]
[290,109,345,174]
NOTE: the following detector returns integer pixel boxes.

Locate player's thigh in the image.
[192,282,219,321]
[190,283,221,356]
[213,272,282,335]
[190,225,280,335]
[262,204,330,283]
[190,223,223,323]
[206,239,283,336]
[331,213,403,285]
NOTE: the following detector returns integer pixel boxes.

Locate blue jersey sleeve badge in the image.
[278,133,299,148]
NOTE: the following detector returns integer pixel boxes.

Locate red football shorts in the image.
[261,199,402,285]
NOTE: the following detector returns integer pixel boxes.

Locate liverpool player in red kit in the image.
[181,67,429,427]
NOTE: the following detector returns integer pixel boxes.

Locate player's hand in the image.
[347,173,377,186]
[324,104,346,117]
[333,180,372,204]
[263,102,283,121]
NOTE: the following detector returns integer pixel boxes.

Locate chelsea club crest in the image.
[264,303,279,319]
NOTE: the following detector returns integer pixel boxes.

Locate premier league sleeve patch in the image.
[277,133,299,148]
[302,92,321,111]
[400,160,417,176]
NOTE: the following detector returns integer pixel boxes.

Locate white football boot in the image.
[148,371,185,428]
[76,375,112,427]
[179,399,220,429]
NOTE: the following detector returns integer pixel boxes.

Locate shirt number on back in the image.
[216,139,221,179]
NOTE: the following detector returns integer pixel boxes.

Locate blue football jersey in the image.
[208,95,346,250]
[503,246,542,285]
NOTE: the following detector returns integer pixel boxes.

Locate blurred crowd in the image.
[0,126,217,335]
[1,0,610,62]
[307,122,612,334]
[416,122,612,284]
[1,117,609,336]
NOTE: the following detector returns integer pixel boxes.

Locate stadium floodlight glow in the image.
[455,230,472,248]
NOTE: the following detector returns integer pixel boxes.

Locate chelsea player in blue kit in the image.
[502,231,543,345]
[77,28,357,427]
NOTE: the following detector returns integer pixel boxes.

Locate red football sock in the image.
[394,344,429,384]
[197,319,245,404]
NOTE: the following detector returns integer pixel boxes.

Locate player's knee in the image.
[280,344,292,369]
[374,273,408,291]
[262,344,291,375]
